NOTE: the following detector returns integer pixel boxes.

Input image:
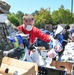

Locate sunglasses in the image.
[24,18,34,22]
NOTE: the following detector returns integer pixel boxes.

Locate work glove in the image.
[3,48,24,59]
[28,44,36,51]
[27,44,36,55]
[23,39,30,48]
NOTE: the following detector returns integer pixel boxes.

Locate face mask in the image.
[0,14,7,22]
[26,25,33,31]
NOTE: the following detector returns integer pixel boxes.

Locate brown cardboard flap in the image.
[50,60,72,75]
[1,56,38,72]
[0,57,38,75]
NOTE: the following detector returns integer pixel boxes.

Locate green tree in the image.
[32,10,39,16]
[72,13,74,23]
[51,5,72,25]
[34,8,52,28]
[16,11,24,25]
[7,13,20,26]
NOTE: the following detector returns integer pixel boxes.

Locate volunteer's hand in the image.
[28,44,35,50]
[3,48,24,59]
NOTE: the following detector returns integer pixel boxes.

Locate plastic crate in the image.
[38,66,67,75]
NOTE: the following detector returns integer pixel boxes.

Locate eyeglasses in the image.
[24,18,34,22]
[28,18,34,21]
[30,18,34,20]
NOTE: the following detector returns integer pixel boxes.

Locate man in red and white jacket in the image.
[17,14,62,58]
[17,14,54,44]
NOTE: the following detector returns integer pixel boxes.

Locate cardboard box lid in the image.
[1,57,38,72]
[0,57,38,75]
[50,60,72,75]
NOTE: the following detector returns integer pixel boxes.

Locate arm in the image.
[35,28,54,42]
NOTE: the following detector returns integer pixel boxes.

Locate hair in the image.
[22,14,34,21]
[64,25,70,30]
[53,25,57,30]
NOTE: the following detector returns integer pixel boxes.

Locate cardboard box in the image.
[50,60,72,75]
[37,46,46,51]
[0,57,38,75]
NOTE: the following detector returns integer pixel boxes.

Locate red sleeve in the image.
[17,25,25,34]
[17,25,22,32]
[34,27,50,42]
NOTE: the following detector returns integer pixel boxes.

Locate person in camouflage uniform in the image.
[0,0,24,65]
[0,0,13,50]
[0,0,14,64]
